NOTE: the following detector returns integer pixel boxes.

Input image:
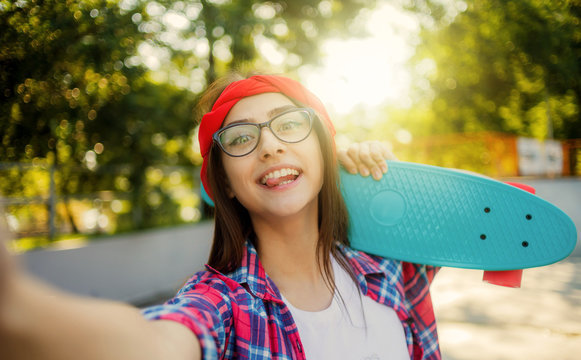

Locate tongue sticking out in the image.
[265,175,297,187]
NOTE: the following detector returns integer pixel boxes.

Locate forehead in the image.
[223,92,295,126]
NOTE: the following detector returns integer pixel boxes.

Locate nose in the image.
[257,127,285,160]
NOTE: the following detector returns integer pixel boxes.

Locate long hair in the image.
[200,72,353,293]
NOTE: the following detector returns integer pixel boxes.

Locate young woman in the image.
[143,72,440,359]
[0,73,439,360]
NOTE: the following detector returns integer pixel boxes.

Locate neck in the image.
[251,207,334,311]
[252,207,320,278]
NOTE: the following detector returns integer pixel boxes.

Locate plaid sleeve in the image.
[402,263,441,359]
[141,276,235,360]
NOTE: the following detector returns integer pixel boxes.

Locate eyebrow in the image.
[227,104,298,126]
[267,104,297,118]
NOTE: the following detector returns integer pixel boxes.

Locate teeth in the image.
[261,168,299,184]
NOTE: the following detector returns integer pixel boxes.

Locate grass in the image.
[8,233,90,253]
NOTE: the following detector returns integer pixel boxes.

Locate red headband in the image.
[199,74,335,200]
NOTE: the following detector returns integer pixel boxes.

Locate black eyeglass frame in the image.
[212,107,316,157]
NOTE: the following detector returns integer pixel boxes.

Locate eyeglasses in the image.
[213,107,315,157]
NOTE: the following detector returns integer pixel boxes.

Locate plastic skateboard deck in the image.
[340,161,577,271]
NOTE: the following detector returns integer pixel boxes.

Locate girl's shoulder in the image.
[176,266,247,297]
[339,242,439,285]
[338,242,401,271]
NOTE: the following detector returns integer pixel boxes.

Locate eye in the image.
[279,119,302,131]
[274,113,308,133]
[229,134,253,146]
[220,125,257,147]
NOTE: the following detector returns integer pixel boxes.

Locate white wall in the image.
[502,177,581,256]
[18,222,214,304]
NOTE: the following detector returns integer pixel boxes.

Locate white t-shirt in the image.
[282,258,410,360]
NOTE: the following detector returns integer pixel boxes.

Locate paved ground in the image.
[431,257,581,360]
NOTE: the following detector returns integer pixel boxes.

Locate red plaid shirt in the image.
[142,241,440,359]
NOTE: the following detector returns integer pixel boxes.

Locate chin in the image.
[250,196,318,220]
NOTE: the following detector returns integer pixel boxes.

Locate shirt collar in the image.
[335,242,386,295]
[338,243,409,320]
[214,240,387,303]
[224,240,285,304]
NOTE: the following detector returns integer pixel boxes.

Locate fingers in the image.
[380,143,398,161]
[337,148,358,175]
[338,141,395,180]
[346,144,370,177]
[354,142,378,179]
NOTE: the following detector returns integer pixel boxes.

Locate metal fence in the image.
[0,162,205,245]
[3,136,579,247]
[393,133,581,177]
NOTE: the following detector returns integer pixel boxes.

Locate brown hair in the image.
[199,72,353,293]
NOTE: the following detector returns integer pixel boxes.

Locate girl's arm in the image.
[0,216,201,360]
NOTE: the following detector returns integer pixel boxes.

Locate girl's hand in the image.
[338,140,397,180]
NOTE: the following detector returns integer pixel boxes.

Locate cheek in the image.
[222,156,252,198]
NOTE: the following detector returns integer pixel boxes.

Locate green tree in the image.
[1,0,376,239]
[138,0,375,84]
[0,0,196,231]
[406,0,580,139]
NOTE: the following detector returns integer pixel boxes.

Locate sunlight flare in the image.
[299,4,420,116]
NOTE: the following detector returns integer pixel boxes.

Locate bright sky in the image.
[139,1,422,117]
[298,3,420,115]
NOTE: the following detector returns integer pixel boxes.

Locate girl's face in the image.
[220,92,324,222]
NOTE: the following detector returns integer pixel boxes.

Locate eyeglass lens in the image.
[218,109,312,156]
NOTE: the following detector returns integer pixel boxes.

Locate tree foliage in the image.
[0,0,375,237]
[3,0,579,243]
[405,0,580,140]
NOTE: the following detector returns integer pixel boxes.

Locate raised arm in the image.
[0,213,201,360]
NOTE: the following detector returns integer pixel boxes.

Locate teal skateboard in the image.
[340,161,577,286]
[201,161,577,287]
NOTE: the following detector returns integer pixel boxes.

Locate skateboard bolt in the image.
[526,214,532,220]
[522,241,529,247]
[480,234,487,240]
[484,207,491,213]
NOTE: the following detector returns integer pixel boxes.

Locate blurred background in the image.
[2,0,580,249]
[1,0,580,358]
